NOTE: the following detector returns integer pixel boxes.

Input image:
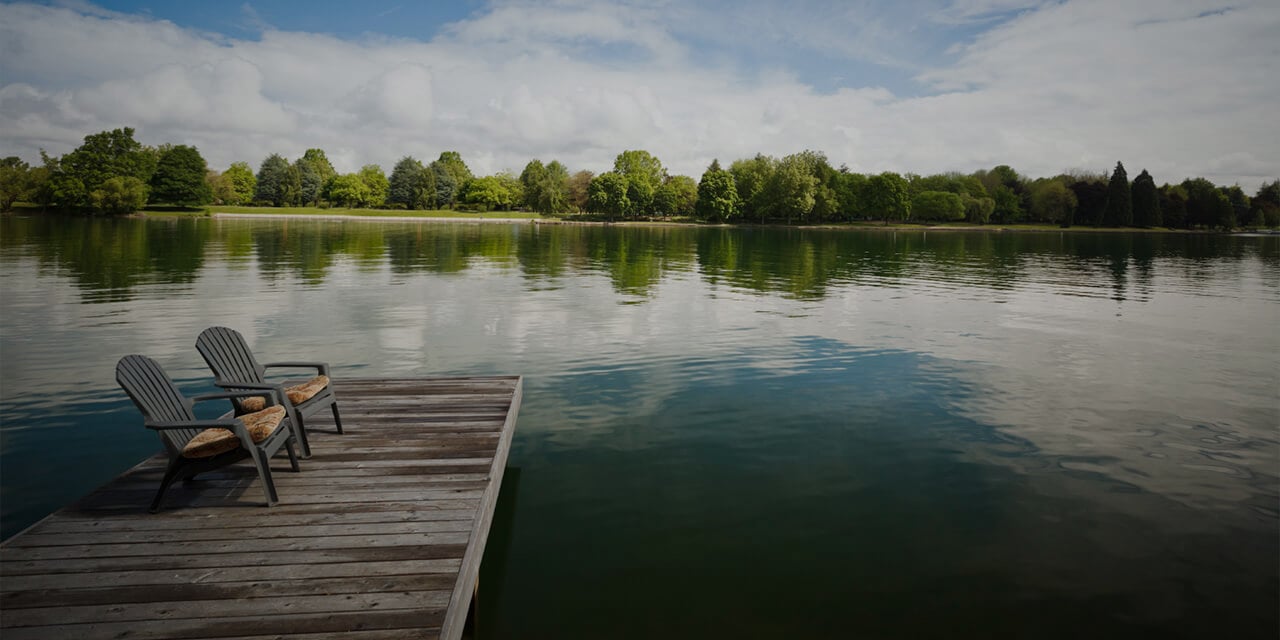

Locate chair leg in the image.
[285,438,301,472]
[150,459,184,513]
[252,448,280,507]
[286,405,312,459]
[330,401,344,434]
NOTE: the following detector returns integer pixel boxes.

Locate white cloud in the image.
[0,0,1275,190]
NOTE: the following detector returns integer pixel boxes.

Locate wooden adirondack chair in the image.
[115,354,301,512]
[195,326,344,459]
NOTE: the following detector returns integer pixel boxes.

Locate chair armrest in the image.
[212,380,277,389]
[193,389,284,405]
[145,419,238,431]
[262,361,330,376]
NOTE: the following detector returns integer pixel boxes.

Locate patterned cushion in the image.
[239,375,330,412]
[181,406,287,459]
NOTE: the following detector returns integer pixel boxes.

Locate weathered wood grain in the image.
[0,376,521,640]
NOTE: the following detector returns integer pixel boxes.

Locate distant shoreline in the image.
[204,211,1233,233]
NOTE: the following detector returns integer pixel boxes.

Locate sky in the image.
[0,0,1276,190]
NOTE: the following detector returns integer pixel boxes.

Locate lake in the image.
[1,215,1276,638]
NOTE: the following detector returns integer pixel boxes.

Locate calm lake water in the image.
[1,215,1277,637]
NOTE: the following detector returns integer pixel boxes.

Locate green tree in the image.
[729,154,776,222]
[1029,180,1078,225]
[986,185,1022,223]
[462,173,521,211]
[1159,183,1189,228]
[0,157,33,212]
[542,161,571,214]
[358,164,389,207]
[911,190,966,222]
[295,159,323,206]
[1182,178,1232,229]
[89,176,148,214]
[57,127,156,209]
[434,152,472,206]
[326,173,371,207]
[1067,176,1108,226]
[1221,185,1250,227]
[520,159,571,215]
[520,159,546,206]
[836,172,868,220]
[760,156,817,223]
[223,162,256,205]
[1252,180,1280,228]
[1102,161,1132,226]
[964,196,996,224]
[864,172,911,225]
[149,145,212,206]
[388,157,430,209]
[293,149,335,206]
[568,170,594,213]
[207,169,233,205]
[431,161,458,208]
[613,150,666,191]
[696,160,739,222]
[655,175,697,218]
[254,154,292,206]
[1130,169,1160,228]
[588,172,630,219]
[976,165,1026,223]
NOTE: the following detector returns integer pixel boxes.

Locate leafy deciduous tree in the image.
[358,164,389,207]
[864,172,911,225]
[90,176,148,214]
[0,157,33,212]
[149,145,212,206]
[588,172,630,219]
[911,190,966,222]
[568,170,594,213]
[223,161,256,205]
[696,160,739,222]
[326,173,371,207]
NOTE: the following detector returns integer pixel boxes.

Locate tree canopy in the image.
[8,126,1273,231]
[149,145,212,206]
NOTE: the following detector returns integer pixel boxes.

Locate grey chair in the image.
[195,326,344,459]
[115,354,301,512]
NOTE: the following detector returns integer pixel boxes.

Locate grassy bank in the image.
[199,205,542,219]
[6,203,1261,232]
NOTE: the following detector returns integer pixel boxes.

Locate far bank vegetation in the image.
[2,127,1276,231]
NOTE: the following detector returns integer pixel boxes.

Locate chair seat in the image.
[182,405,287,459]
[240,375,330,412]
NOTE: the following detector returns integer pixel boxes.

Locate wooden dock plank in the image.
[0,376,522,640]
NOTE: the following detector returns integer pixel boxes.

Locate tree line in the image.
[2,127,1277,230]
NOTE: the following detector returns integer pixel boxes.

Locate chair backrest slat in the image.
[196,326,265,384]
[116,355,197,452]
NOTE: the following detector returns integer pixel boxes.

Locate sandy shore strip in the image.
[211,212,538,224]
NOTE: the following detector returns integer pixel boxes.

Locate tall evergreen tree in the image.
[1131,169,1160,227]
[1103,161,1132,226]
[388,156,428,209]
[431,162,458,208]
[254,154,291,206]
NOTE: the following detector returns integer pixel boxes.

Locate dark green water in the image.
[1,216,1277,637]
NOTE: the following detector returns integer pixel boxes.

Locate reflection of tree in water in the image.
[5,216,1276,303]
[585,226,697,296]
[383,224,517,275]
[0,215,207,302]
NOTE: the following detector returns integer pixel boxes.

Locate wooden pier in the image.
[0,376,522,639]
